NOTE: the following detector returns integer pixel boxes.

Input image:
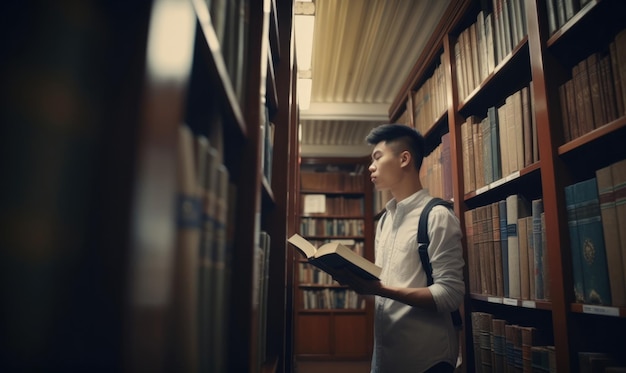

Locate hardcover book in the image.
[465,210,479,294]
[565,183,586,303]
[492,318,507,373]
[519,216,531,300]
[288,234,382,280]
[499,200,509,297]
[473,119,486,189]
[526,213,535,300]
[489,106,502,182]
[612,159,626,296]
[492,202,504,297]
[572,178,612,305]
[596,165,626,306]
[481,116,494,185]
[532,199,545,300]
[506,194,530,299]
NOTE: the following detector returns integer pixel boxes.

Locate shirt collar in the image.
[384,188,427,214]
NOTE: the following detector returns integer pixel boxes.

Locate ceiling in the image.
[298,0,452,157]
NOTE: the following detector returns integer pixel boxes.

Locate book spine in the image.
[507,195,521,299]
[490,106,502,181]
[526,214,536,300]
[492,202,504,297]
[565,183,586,303]
[519,216,530,300]
[612,159,626,296]
[596,165,626,306]
[576,178,612,305]
[532,199,545,300]
[499,200,509,297]
[482,117,494,185]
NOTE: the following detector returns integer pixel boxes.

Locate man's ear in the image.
[400,150,411,168]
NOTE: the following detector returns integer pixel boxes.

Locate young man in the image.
[334,124,465,373]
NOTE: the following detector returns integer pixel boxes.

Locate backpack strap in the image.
[418,197,453,286]
[379,210,388,231]
[418,197,463,329]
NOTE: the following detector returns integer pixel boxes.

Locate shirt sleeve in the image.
[426,205,466,312]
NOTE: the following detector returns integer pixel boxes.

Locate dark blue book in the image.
[532,199,545,300]
[499,200,509,297]
[575,178,612,305]
[565,183,586,303]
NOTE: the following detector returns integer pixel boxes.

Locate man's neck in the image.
[391,179,423,203]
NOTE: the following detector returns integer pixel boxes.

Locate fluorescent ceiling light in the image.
[298,78,312,110]
[295,1,315,111]
[294,14,315,71]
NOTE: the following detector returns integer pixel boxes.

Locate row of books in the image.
[412,55,448,135]
[490,0,527,71]
[558,29,626,143]
[455,0,527,102]
[300,194,365,216]
[301,289,366,310]
[205,0,248,104]
[461,84,538,195]
[471,312,555,373]
[300,172,366,192]
[177,124,232,373]
[421,132,454,202]
[298,263,335,285]
[566,158,626,307]
[299,218,365,237]
[545,0,592,36]
[465,196,549,301]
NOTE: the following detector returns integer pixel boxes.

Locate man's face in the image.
[368,141,404,191]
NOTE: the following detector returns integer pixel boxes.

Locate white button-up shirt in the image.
[371,189,465,373]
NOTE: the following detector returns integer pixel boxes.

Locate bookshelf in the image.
[389,0,626,371]
[0,0,298,372]
[292,157,375,363]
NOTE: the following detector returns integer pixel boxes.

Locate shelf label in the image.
[487,297,503,304]
[582,305,619,317]
[503,298,518,306]
[522,300,536,309]
[476,185,489,195]
[505,171,520,182]
[490,178,507,189]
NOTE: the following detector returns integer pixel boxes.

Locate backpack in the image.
[379,197,463,329]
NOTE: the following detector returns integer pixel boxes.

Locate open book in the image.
[287,233,382,280]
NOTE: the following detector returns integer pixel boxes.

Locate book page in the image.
[287,234,317,259]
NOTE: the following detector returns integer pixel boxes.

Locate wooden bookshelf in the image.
[0,1,299,372]
[292,157,375,363]
[389,0,626,371]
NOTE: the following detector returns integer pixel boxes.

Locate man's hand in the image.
[333,268,437,310]
[332,268,383,296]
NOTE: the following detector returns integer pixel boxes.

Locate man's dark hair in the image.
[366,123,425,171]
